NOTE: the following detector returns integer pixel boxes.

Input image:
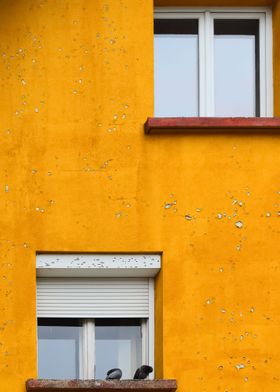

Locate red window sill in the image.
[26,379,177,392]
[144,117,280,134]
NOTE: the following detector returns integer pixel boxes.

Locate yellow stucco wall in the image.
[0,0,280,391]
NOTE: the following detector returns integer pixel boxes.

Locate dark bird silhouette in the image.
[106,368,122,380]
[133,365,153,380]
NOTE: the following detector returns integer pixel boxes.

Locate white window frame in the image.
[37,316,148,380]
[154,7,273,117]
[36,254,160,380]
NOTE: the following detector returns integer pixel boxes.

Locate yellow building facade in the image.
[1,0,280,391]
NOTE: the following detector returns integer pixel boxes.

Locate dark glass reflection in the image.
[214,19,259,117]
[154,19,199,117]
[38,319,81,379]
[95,319,142,379]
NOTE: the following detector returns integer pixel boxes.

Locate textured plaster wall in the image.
[0,0,280,391]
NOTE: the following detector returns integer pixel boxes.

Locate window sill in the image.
[26,379,177,392]
[144,117,280,134]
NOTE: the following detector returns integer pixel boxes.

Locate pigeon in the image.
[133,365,153,380]
[106,368,122,380]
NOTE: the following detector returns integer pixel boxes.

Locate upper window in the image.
[154,8,273,117]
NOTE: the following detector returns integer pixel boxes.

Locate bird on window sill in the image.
[133,365,153,380]
[106,368,122,380]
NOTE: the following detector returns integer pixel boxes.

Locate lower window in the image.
[38,318,147,379]
[36,270,155,380]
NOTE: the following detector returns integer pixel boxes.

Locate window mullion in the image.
[204,11,215,116]
[259,13,267,116]
[264,10,273,116]
[82,319,95,379]
[141,319,148,364]
[82,320,88,379]
[198,13,206,116]
[88,319,95,379]
[79,322,85,379]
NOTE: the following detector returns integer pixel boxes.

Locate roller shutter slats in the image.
[37,277,150,318]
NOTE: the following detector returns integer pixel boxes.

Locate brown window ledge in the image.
[26,379,177,392]
[144,117,280,134]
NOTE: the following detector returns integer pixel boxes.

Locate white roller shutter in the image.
[37,277,150,318]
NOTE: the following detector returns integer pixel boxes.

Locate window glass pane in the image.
[154,19,198,117]
[95,319,142,379]
[214,19,259,117]
[38,318,82,379]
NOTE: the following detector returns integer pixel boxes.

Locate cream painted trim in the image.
[148,278,155,379]
[36,253,161,278]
